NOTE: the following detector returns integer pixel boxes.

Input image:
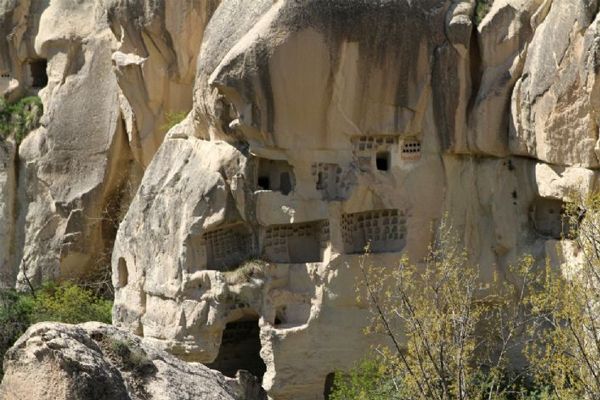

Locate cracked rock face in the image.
[0,322,265,400]
[0,0,217,289]
[111,0,600,398]
[2,0,600,399]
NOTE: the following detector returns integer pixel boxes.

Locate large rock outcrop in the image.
[2,0,600,399]
[0,0,217,289]
[0,322,265,400]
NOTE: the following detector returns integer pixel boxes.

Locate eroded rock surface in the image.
[0,322,265,400]
[2,0,600,399]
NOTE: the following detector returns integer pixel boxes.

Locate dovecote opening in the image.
[207,318,266,381]
[342,209,407,254]
[352,135,400,172]
[203,223,254,270]
[401,137,422,161]
[28,60,48,89]
[263,220,329,263]
[256,158,295,195]
[324,373,336,400]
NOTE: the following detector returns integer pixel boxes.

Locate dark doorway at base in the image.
[207,318,267,381]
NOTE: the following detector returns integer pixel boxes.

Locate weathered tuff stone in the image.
[510,0,600,167]
[105,0,220,167]
[0,0,217,289]
[0,322,265,400]
[112,1,600,399]
[2,0,600,399]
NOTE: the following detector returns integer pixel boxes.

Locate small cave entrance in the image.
[207,318,266,381]
[531,198,567,239]
[376,151,390,171]
[255,158,295,195]
[28,60,48,89]
[117,257,128,288]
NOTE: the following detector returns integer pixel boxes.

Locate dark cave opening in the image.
[29,60,48,89]
[207,318,266,381]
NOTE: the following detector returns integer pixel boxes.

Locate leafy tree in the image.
[332,220,538,400]
[525,194,600,399]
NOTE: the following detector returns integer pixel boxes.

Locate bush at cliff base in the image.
[0,282,112,379]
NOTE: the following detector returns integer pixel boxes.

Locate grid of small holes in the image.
[204,227,251,262]
[341,210,407,246]
[353,136,399,152]
[264,221,330,248]
[402,139,421,155]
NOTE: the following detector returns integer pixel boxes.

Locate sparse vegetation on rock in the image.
[0,96,43,144]
[223,259,268,285]
[475,0,493,26]
[161,111,187,133]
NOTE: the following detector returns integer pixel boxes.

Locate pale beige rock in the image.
[3,0,600,399]
[510,0,600,167]
[12,0,133,288]
[0,322,265,400]
[105,0,220,167]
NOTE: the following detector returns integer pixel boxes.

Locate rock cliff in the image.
[1,0,600,399]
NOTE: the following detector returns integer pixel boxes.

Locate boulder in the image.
[0,322,265,400]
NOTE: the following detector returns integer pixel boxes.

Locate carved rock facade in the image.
[1,0,600,399]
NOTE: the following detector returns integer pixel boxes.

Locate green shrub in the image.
[0,96,43,144]
[0,290,35,379]
[330,357,403,400]
[475,0,493,26]
[31,281,112,325]
[0,282,112,379]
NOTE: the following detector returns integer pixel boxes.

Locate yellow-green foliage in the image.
[332,219,550,400]
[332,196,600,399]
[30,281,112,324]
[330,357,404,400]
[161,111,187,133]
[524,194,600,399]
[0,282,112,379]
[0,96,43,144]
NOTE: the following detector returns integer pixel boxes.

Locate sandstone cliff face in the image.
[2,0,600,399]
[0,322,265,400]
[0,0,218,289]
